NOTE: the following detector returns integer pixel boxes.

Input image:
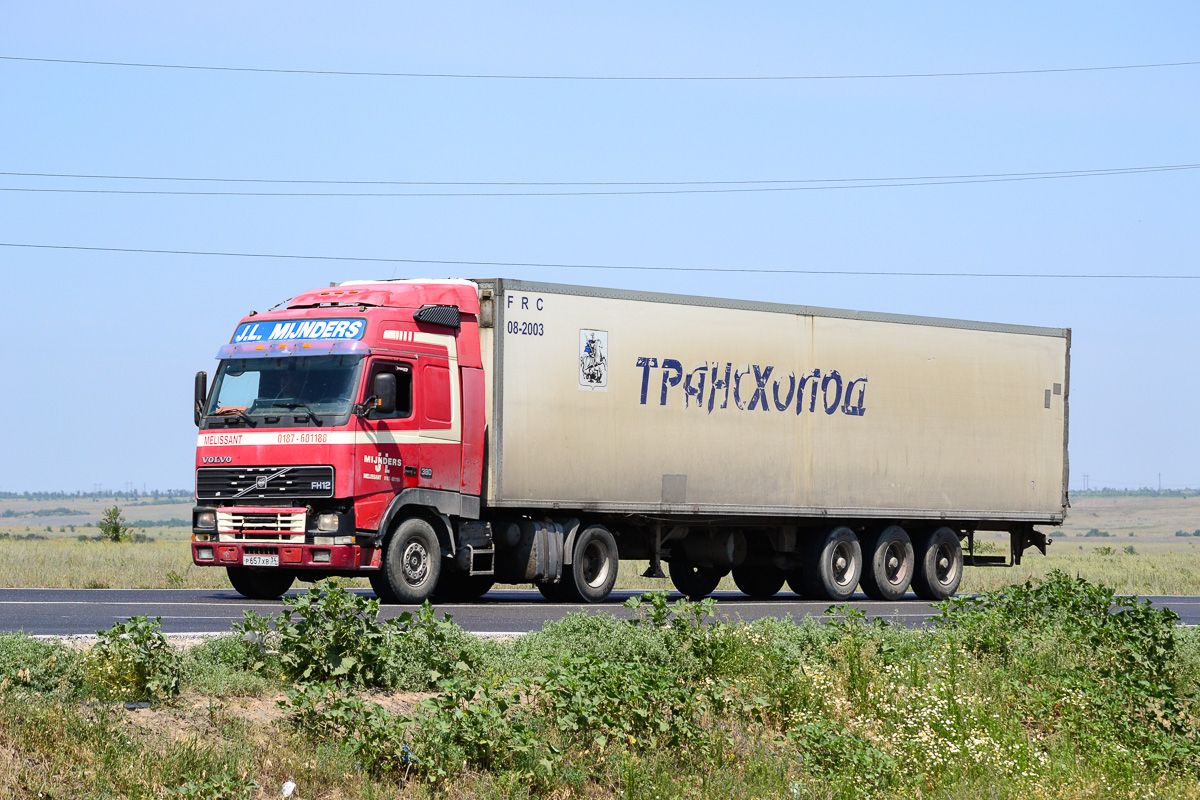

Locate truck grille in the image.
[197,465,334,500]
[217,507,306,543]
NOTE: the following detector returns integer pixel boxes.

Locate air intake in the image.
[413,304,461,329]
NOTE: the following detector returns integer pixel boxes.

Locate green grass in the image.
[2,575,1200,798]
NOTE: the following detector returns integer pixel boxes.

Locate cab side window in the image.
[366,361,413,419]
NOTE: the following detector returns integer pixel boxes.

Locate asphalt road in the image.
[4,588,1200,636]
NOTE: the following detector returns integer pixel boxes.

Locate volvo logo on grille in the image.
[231,467,293,498]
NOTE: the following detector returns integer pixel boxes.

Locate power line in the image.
[1,242,1197,279]
[2,163,1197,188]
[1,164,1195,197]
[3,54,1199,81]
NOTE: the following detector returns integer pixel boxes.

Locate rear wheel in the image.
[802,526,862,602]
[433,571,495,602]
[559,525,619,603]
[669,560,726,600]
[732,565,785,597]
[536,581,566,602]
[912,527,963,600]
[859,525,915,601]
[226,567,294,600]
[374,517,442,604]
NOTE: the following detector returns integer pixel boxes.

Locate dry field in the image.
[1,492,1197,595]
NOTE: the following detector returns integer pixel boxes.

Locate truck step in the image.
[466,545,495,576]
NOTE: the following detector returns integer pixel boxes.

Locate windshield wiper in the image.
[278,402,325,425]
[212,407,257,427]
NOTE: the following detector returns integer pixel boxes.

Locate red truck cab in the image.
[192,280,487,601]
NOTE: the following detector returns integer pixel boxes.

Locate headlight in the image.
[195,510,216,529]
[317,513,340,532]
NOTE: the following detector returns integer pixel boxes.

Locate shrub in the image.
[236,579,484,690]
[97,505,130,542]
[0,634,78,693]
[82,616,183,702]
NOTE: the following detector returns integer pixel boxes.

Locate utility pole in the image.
[1082,473,1089,491]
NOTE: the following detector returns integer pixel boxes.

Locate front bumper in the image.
[191,541,381,570]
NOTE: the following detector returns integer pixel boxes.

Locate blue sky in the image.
[1,3,1197,492]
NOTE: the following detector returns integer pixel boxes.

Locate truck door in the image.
[416,356,460,492]
[354,358,418,531]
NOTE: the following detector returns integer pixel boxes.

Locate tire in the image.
[432,571,495,602]
[801,526,862,602]
[536,581,565,602]
[375,517,442,604]
[560,525,619,603]
[226,567,294,600]
[732,565,785,598]
[668,560,727,600]
[368,571,399,603]
[859,525,915,601]
[784,570,807,597]
[911,527,963,601]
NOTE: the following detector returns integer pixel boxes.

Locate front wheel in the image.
[374,517,442,604]
[226,567,294,600]
[560,525,619,603]
[911,527,963,601]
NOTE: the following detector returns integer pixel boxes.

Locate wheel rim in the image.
[580,540,611,588]
[934,542,957,585]
[831,541,856,587]
[401,539,430,584]
[884,541,907,586]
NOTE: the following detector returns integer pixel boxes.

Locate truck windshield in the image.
[206,356,365,418]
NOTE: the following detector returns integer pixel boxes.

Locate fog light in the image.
[197,546,214,560]
[316,513,339,532]
[312,549,331,563]
[195,510,216,529]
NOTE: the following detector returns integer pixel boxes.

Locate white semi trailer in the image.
[476,279,1067,602]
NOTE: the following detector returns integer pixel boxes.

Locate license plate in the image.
[243,555,279,567]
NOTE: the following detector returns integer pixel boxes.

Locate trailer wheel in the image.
[859,526,915,601]
[732,566,785,598]
[669,560,726,600]
[802,526,862,601]
[433,571,495,602]
[560,525,619,603]
[912,527,963,600]
[226,567,294,600]
[374,517,442,604]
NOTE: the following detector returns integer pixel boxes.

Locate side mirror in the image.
[194,371,208,427]
[373,373,397,415]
